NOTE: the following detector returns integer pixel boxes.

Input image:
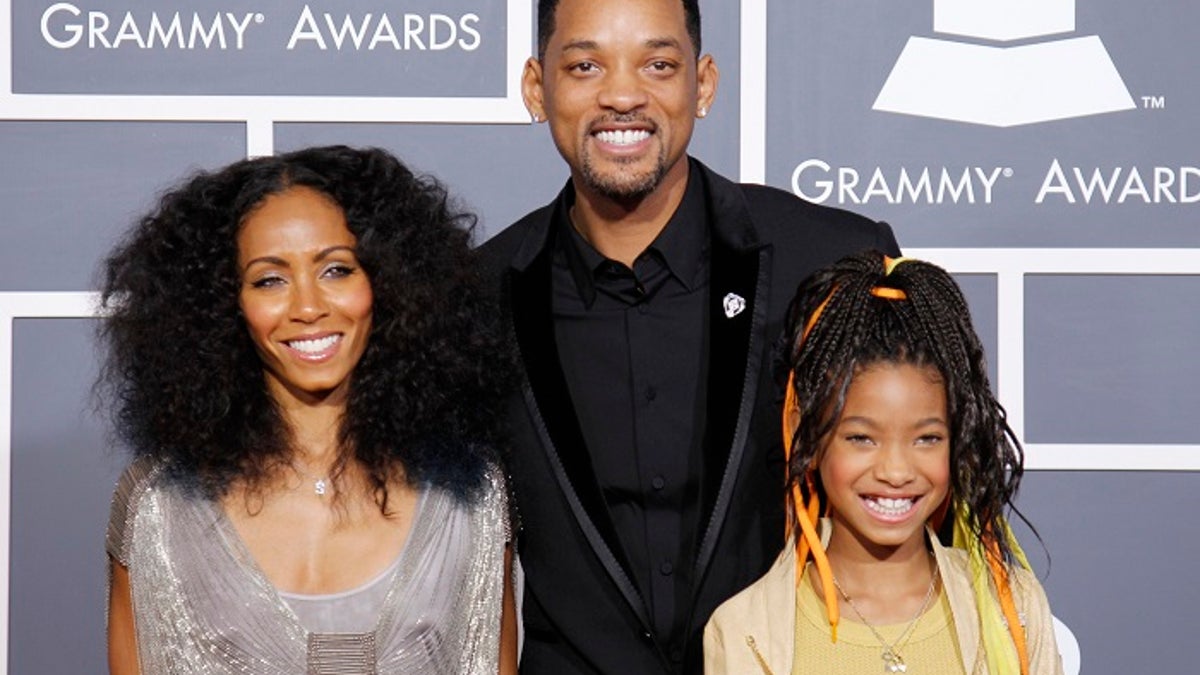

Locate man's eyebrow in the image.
[557,37,683,54]
[559,39,600,53]
[644,37,682,50]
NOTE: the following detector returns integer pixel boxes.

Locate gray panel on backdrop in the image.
[276,123,566,242]
[15,0,504,97]
[0,122,244,291]
[10,319,125,672]
[766,1,1200,248]
[1024,274,1200,444]
[1013,471,1199,675]
[954,273,998,389]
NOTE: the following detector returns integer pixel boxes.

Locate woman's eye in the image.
[916,434,945,446]
[845,434,872,445]
[323,263,356,278]
[249,275,284,289]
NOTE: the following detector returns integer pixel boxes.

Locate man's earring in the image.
[697,107,708,118]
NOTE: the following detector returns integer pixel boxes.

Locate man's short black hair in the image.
[537,0,702,60]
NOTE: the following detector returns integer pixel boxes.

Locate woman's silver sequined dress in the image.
[107,460,509,674]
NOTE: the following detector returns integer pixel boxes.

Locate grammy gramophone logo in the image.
[873,0,1135,127]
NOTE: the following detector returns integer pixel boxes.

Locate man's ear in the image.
[695,54,719,118]
[522,57,547,122]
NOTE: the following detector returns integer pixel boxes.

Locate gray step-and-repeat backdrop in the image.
[1,0,1196,672]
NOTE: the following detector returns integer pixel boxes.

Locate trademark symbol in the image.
[1141,95,1166,109]
[1002,168,1013,178]
[255,13,265,24]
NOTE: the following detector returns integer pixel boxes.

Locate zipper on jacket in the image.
[745,635,776,675]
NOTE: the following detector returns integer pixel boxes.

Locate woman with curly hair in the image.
[101,145,517,674]
[704,251,1062,674]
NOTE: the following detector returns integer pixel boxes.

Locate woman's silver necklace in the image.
[291,463,331,496]
[831,561,940,673]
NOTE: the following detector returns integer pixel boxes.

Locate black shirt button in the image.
[641,630,653,642]
[660,561,673,575]
[645,386,657,402]
[670,648,683,663]
[651,475,665,490]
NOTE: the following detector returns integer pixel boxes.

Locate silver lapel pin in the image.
[722,292,746,318]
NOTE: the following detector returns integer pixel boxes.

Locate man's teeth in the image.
[864,496,915,516]
[595,129,650,146]
[287,335,340,354]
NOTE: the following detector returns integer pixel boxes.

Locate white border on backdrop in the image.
[738,0,1200,473]
[0,0,533,155]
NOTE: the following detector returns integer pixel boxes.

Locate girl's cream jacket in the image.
[703,524,1063,675]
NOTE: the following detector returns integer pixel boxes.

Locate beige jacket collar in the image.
[705,520,982,674]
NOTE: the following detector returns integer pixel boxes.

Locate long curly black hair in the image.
[781,250,1026,564]
[99,145,514,505]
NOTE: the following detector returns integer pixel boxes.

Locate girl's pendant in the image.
[314,479,328,496]
[882,649,907,673]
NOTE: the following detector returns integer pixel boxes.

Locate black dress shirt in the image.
[551,175,709,663]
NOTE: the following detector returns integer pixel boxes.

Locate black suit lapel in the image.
[692,179,773,583]
[508,249,652,631]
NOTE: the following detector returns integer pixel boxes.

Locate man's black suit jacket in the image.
[480,159,899,674]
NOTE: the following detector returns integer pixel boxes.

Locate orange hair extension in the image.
[869,286,907,300]
[986,536,1031,674]
[783,285,840,640]
[783,421,839,640]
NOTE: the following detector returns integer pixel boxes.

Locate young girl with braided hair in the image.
[704,251,1062,674]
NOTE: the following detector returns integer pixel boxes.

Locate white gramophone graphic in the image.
[873,0,1136,126]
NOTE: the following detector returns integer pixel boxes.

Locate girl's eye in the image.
[845,434,873,445]
[916,434,945,446]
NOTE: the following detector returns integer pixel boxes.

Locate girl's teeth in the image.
[864,496,914,516]
[595,129,650,145]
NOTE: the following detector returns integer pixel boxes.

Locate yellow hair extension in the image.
[883,255,911,275]
[953,504,1032,675]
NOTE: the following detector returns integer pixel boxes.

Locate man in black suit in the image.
[480,0,899,672]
